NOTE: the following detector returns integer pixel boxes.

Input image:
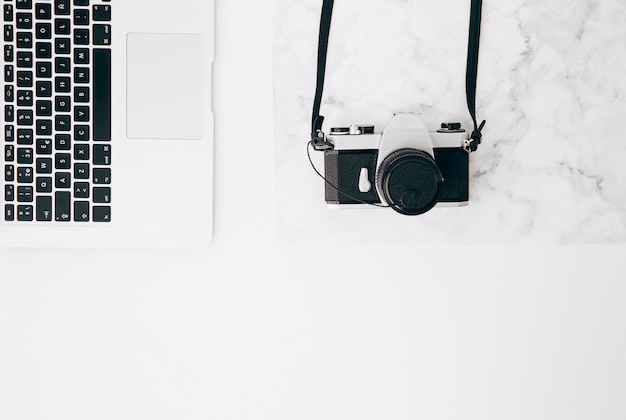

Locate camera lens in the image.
[377,149,444,215]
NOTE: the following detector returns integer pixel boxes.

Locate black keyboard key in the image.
[5,124,15,142]
[4,24,13,42]
[5,204,15,221]
[17,166,33,183]
[4,45,13,62]
[93,5,110,21]
[5,184,14,201]
[36,119,52,135]
[16,129,32,144]
[17,147,33,164]
[4,5,13,22]
[5,105,14,122]
[17,205,33,221]
[5,144,14,161]
[93,206,110,222]
[74,162,89,179]
[36,61,51,78]
[55,0,70,16]
[16,70,32,86]
[35,3,52,20]
[17,90,33,106]
[16,109,32,125]
[36,157,52,173]
[93,167,110,184]
[93,24,110,45]
[17,186,33,202]
[5,85,14,102]
[54,172,70,188]
[74,48,89,64]
[36,42,52,58]
[93,187,110,204]
[93,144,111,165]
[55,18,70,34]
[74,143,89,160]
[73,28,89,45]
[55,134,70,150]
[94,49,111,141]
[16,31,32,48]
[35,22,50,39]
[36,138,52,154]
[36,176,52,192]
[16,13,32,29]
[55,56,70,72]
[36,99,52,116]
[36,81,52,97]
[55,76,70,93]
[74,125,89,141]
[5,64,14,82]
[74,67,89,83]
[74,86,89,102]
[54,191,70,221]
[74,9,89,25]
[74,106,89,122]
[55,38,70,54]
[55,115,70,131]
[55,153,71,170]
[74,0,89,6]
[74,201,89,222]
[16,51,32,67]
[16,0,33,10]
[5,164,14,181]
[74,182,89,198]
[36,196,52,221]
[55,96,71,112]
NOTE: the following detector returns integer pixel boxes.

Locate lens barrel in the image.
[377,149,444,215]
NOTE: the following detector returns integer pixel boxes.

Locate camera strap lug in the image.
[464,119,486,153]
[311,130,333,151]
[311,115,334,150]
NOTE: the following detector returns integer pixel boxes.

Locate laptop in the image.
[2,0,214,247]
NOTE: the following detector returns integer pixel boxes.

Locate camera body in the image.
[324,113,470,215]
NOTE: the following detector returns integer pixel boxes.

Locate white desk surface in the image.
[1,2,625,420]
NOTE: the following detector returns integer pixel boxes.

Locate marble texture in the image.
[272,0,626,244]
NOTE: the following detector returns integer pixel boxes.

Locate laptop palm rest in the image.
[126,33,205,140]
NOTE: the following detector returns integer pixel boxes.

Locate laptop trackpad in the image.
[127,33,205,140]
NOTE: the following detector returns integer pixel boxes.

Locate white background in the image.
[1,2,626,420]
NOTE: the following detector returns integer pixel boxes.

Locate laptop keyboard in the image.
[3,0,111,223]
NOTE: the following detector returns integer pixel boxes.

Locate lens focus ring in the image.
[376,149,444,216]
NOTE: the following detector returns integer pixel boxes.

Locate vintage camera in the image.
[323,113,471,215]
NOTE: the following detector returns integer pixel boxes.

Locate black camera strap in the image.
[310,0,335,150]
[465,0,486,152]
[310,0,486,152]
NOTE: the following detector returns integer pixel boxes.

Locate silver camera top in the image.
[327,114,468,155]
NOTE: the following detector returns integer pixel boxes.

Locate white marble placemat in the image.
[272,0,626,244]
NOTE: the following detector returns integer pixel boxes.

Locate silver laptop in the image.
[2,0,214,247]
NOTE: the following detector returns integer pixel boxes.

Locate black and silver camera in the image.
[323,114,470,215]
[309,0,486,216]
